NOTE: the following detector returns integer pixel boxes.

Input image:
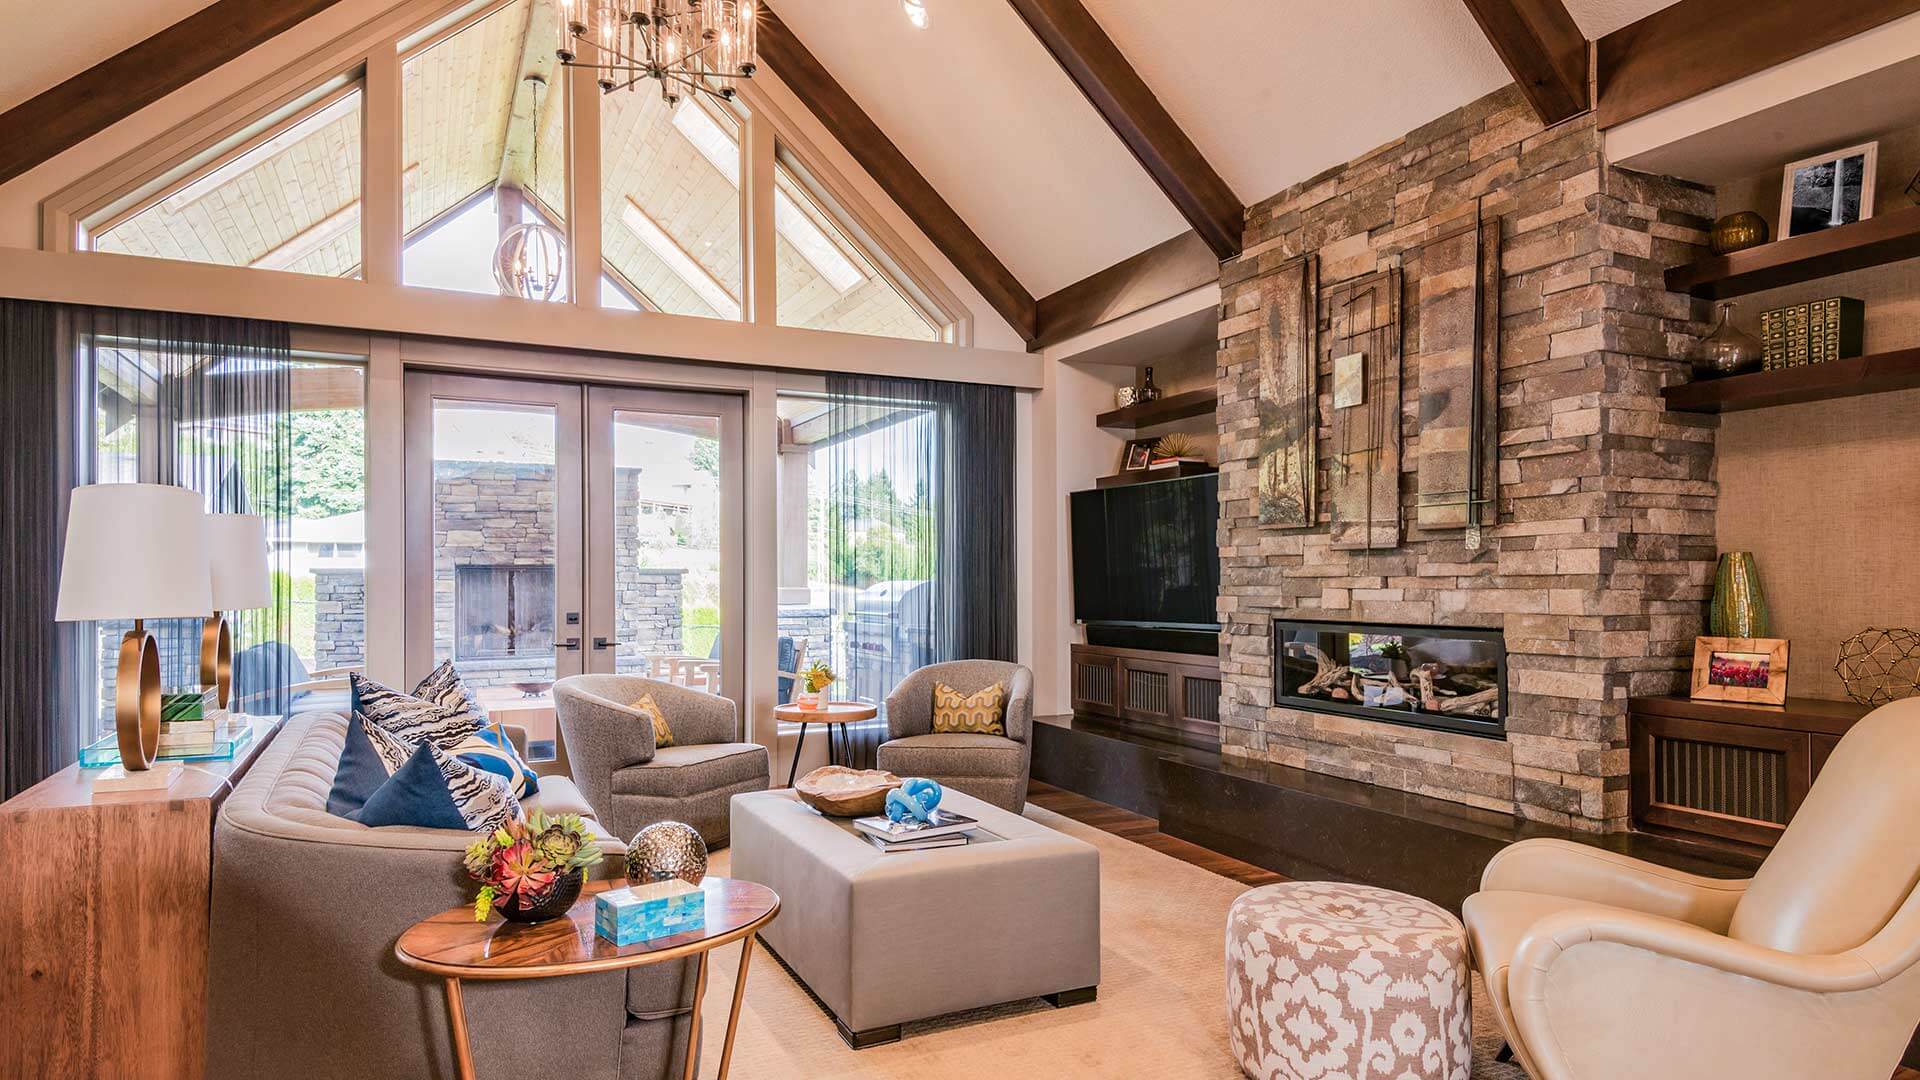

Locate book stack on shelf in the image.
[854,809,979,853]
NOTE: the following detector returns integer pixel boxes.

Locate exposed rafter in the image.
[1459,0,1589,126]
[1033,230,1217,351]
[1596,0,1920,129]
[1004,0,1243,261]
[756,3,1039,342]
[0,0,350,186]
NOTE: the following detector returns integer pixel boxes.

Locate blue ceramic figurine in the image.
[884,777,943,824]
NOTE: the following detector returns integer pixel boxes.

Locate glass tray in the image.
[79,719,256,767]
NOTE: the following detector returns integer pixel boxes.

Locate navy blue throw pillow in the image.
[349,741,521,833]
[325,713,389,817]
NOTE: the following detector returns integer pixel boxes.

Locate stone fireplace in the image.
[1215,84,1719,832]
[1274,619,1506,737]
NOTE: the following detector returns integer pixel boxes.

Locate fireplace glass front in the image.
[1273,619,1506,738]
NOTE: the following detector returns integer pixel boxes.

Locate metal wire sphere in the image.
[492,220,567,301]
[1834,627,1920,707]
[624,821,708,887]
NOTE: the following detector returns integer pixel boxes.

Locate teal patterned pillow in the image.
[450,724,540,800]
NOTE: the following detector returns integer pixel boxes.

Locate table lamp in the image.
[202,513,272,711]
[55,484,211,775]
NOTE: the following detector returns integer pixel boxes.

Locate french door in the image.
[404,373,745,728]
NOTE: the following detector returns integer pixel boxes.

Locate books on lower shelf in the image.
[79,712,257,767]
[854,809,980,853]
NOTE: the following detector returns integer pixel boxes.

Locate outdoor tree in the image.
[284,409,364,518]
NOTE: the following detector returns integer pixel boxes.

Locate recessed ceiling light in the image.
[903,0,928,30]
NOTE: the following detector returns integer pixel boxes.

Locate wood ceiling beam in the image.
[1032,230,1217,352]
[756,4,1038,343]
[0,0,350,186]
[1004,0,1244,261]
[1596,0,1920,129]
[1459,0,1590,126]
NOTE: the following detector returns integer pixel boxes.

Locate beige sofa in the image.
[553,673,769,847]
[1463,697,1920,1080]
[206,711,698,1079]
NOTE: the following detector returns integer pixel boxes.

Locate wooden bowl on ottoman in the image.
[795,766,901,817]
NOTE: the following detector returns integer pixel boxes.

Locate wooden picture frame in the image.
[1690,637,1790,705]
[1780,142,1877,238]
[1120,438,1156,472]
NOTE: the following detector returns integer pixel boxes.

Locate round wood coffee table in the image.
[395,877,779,1080]
[773,701,879,787]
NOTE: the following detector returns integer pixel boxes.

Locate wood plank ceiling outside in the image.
[0,0,353,186]
[756,3,1039,342]
[1458,0,1589,126]
[1004,0,1243,262]
[1595,0,1920,129]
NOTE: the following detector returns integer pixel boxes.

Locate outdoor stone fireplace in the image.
[1214,85,1719,831]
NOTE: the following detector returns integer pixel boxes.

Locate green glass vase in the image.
[1709,552,1770,638]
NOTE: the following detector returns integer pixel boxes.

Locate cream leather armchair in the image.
[1464,697,1920,1080]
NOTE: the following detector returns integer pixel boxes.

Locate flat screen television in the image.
[1070,472,1220,627]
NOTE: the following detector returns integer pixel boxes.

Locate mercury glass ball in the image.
[624,821,708,887]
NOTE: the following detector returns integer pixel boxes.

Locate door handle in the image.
[558,637,581,650]
[593,637,624,650]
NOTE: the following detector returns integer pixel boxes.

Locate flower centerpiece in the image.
[796,661,836,710]
[463,809,602,923]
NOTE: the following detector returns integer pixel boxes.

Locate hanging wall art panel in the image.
[1257,255,1318,528]
[1414,219,1500,535]
[1325,268,1402,550]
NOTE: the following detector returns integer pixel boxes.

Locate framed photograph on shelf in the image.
[1690,636,1790,706]
[1780,142,1877,238]
[1120,438,1156,472]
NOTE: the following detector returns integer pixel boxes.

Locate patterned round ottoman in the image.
[1225,881,1470,1080]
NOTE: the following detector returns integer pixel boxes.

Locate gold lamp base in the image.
[115,620,162,771]
[200,612,233,710]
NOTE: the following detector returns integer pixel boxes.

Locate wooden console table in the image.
[1628,695,1869,850]
[0,715,282,1078]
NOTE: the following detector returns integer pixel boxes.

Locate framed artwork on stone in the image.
[1779,142,1876,238]
[1257,254,1317,528]
[1690,636,1790,706]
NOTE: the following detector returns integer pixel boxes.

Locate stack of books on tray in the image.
[853,809,979,853]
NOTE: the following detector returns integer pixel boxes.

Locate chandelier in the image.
[494,75,568,301]
[556,0,758,105]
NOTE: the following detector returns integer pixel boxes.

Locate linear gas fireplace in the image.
[1273,619,1506,738]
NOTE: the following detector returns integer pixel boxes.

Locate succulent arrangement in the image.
[463,809,601,921]
[801,661,837,695]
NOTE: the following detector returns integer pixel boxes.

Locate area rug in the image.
[695,804,1524,1078]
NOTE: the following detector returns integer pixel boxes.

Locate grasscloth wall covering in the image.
[1215,85,1715,831]
[1715,389,1920,701]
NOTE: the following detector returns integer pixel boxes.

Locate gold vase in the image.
[1709,211,1769,256]
[1710,552,1770,638]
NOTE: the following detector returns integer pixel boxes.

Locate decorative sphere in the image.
[1835,627,1920,707]
[492,220,568,301]
[624,821,708,886]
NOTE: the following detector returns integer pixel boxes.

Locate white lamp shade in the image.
[55,484,213,622]
[206,513,274,611]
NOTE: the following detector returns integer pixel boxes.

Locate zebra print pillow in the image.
[349,740,522,834]
[350,667,482,749]
[428,742,521,833]
[359,712,416,775]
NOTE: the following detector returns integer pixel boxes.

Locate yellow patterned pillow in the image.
[632,693,674,748]
[931,682,1007,735]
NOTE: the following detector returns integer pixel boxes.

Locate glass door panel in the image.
[586,388,743,710]
[405,375,584,718]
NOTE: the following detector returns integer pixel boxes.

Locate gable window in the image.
[90,88,365,277]
[602,92,744,320]
[401,0,567,297]
[773,144,944,342]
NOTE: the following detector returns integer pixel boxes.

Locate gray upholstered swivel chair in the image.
[553,674,769,847]
[875,660,1034,812]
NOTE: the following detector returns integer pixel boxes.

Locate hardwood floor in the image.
[1026,780,1285,887]
[1029,780,1920,1080]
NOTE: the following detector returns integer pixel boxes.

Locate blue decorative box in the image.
[594,880,706,945]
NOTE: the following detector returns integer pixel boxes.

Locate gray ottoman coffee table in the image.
[730,787,1100,1047]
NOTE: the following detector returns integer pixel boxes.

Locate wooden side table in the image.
[773,701,879,787]
[395,876,778,1080]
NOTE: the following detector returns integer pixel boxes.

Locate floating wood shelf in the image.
[1095,461,1216,488]
[1661,348,1920,413]
[1095,388,1216,430]
[1666,204,1920,299]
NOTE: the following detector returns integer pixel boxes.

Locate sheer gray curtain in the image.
[0,304,293,796]
[823,374,1016,767]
